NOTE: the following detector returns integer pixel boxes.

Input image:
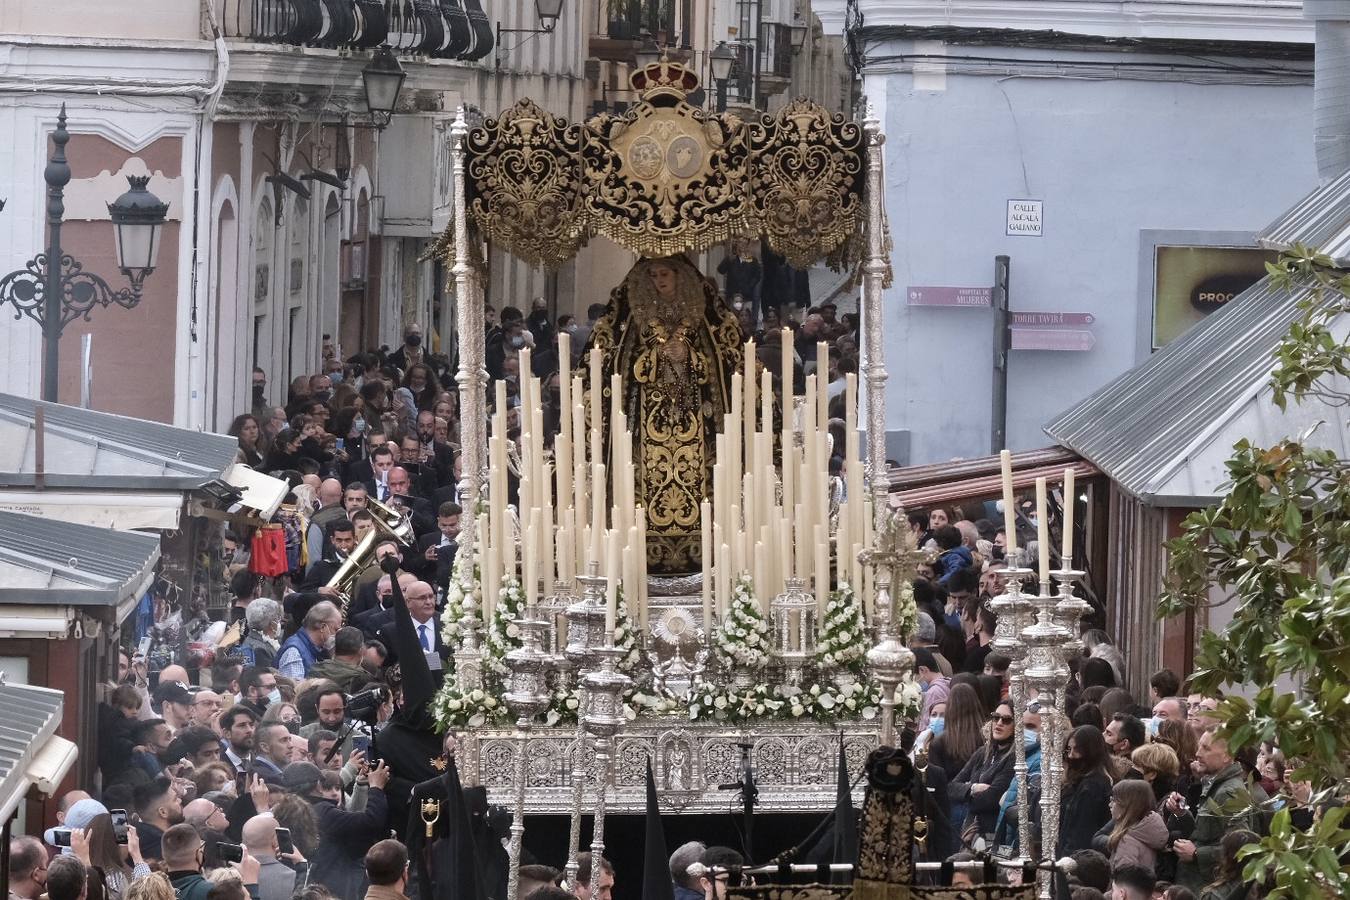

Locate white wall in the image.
[866,42,1316,464]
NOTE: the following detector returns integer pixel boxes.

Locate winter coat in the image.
[308,787,390,899]
[949,739,1015,839]
[1056,771,1113,856]
[1091,811,1169,873]
[1176,763,1260,891]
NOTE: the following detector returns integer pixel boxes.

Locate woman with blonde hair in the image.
[123,873,175,900]
[1130,742,1180,805]
[1092,779,1168,874]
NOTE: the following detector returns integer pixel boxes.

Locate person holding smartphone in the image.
[242,814,307,900]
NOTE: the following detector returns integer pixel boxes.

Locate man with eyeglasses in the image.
[696,847,739,900]
[1187,693,1222,736]
[190,690,224,733]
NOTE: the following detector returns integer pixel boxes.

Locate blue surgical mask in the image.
[919,679,930,693]
[1145,716,1160,737]
[267,688,282,706]
[928,717,945,736]
[1024,728,1039,747]
[329,371,343,385]
[353,416,366,433]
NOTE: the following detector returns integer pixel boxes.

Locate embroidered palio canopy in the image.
[462,57,867,269]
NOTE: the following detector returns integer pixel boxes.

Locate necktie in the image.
[379,481,388,501]
[419,624,431,651]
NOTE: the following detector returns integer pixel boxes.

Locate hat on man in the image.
[282,761,323,794]
[154,681,194,707]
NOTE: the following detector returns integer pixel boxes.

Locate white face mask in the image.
[267,688,282,706]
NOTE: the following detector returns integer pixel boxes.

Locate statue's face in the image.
[648,262,677,298]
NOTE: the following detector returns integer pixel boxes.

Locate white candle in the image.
[816,341,829,433]
[628,525,643,634]
[1062,467,1075,563]
[559,507,573,585]
[524,507,540,607]
[1036,476,1050,584]
[780,327,793,399]
[636,506,648,624]
[815,523,828,615]
[605,528,619,636]
[589,348,603,438]
[999,449,1018,557]
[730,504,742,575]
[591,462,606,564]
[753,540,767,612]
[718,541,731,617]
[851,541,865,622]
[744,339,756,462]
[542,499,554,589]
[701,500,713,627]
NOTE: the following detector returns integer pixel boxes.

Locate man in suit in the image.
[413,410,456,488]
[355,572,415,639]
[377,580,446,671]
[300,519,357,588]
[413,502,460,592]
[386,466,435,537]
[395,436,442,498]
[349,540,405,621]
[365,445,397,503]
[343,428,387,485]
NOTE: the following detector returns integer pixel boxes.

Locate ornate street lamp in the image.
[362,46,406,129]
[535,0,564,33]
[0,106,168,402]
[710,41,736,112]
[789,21,808,53]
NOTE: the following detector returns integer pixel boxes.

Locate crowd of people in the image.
[905,506,1311,900]
[30,292,1307,900]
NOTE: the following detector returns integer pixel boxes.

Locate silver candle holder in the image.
[452,569,485,692]
[772,577,815,688]
[582,640,632,876]
[503,605,551,900]
[861,507,916,748]
[988,556,1037,863]
[562,564,606,888]
[1019,580,1071,898]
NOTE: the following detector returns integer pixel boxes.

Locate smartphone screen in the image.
[352,735,371,756]
[275,827,293,855]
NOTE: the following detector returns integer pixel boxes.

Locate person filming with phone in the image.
[161,822,259,900]
[242,814,307,900]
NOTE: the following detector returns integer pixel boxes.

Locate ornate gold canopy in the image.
[463,59,866,269]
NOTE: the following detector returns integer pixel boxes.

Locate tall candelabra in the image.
[563,565,607,887]
[582,634,631,873]
[503,604,551,900]
[862,507,915,747]
[988,557,1036,861]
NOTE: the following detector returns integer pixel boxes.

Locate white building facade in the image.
[815,0,1320,464]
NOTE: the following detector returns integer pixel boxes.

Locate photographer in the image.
[286,757,391,898]
[162,823,260,900]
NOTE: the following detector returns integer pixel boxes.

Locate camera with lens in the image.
[345,687,386,725]
[217,842,245,864]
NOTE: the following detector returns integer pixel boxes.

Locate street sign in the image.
[1006,199,1043,236]
[1009,311,1096,327]
[1009,328,1096,352]
[906,285,992,307]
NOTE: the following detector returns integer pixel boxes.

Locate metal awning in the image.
[0,510,160,630]
[0,394,288,525]
[887,446,1099,510]
[0,679,74,824]
[1044,276,1349,506]
[1258,165,1350,266]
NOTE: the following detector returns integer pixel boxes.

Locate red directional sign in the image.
[1009,328,1096,352]
[1009,311,1096,327]
[906,286,992,307]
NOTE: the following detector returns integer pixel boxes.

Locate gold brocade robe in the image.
[587,257,743,574]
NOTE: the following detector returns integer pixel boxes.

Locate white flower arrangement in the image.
[688,682,784,723]
[713,575,771,671]
[483,575,527,680]
[780,677,884,723]
[894,578,919,645]
[439,547,480,648]
[431,683,509,729]
[816,581,868,672]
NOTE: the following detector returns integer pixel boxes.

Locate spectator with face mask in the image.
[276,603,341,681]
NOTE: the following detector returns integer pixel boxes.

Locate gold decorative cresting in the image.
[461,59,867,269]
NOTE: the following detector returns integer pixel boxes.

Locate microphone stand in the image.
[717,742,758,862]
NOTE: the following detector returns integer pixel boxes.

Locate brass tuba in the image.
[326,496,416,617]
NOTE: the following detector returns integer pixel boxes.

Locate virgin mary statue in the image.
[588,255,744,574]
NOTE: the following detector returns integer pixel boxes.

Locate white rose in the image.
[448,699,462,711]
[791,704,805,717]
[545,710,561,726]
[861,706,878,720]
[469,713,486,727]
[506,623,521,638]
[470,689,485,702]
[819,694,836,710]
[845,698,857,710]
[810,684,821,696]
[714,696,728,710]
[754,704,765,715]
[484,696,498,709]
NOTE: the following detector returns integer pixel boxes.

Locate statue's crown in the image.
[630,57,700,101]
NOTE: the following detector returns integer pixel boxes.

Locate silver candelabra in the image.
[582,637,631,874]
[503,603,551,900]
[563,564,607,887]
[989,556,1037,862]
[862,507,916,748]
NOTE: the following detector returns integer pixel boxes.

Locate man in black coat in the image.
[412,502,460,592]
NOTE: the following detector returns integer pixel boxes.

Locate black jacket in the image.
[1057,770,1113,856]
[949,740,1015,837]
[308,787,389,899]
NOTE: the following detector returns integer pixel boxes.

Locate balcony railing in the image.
[218,0,494,61]
[757,22,793,80]
[593,0,685,46]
